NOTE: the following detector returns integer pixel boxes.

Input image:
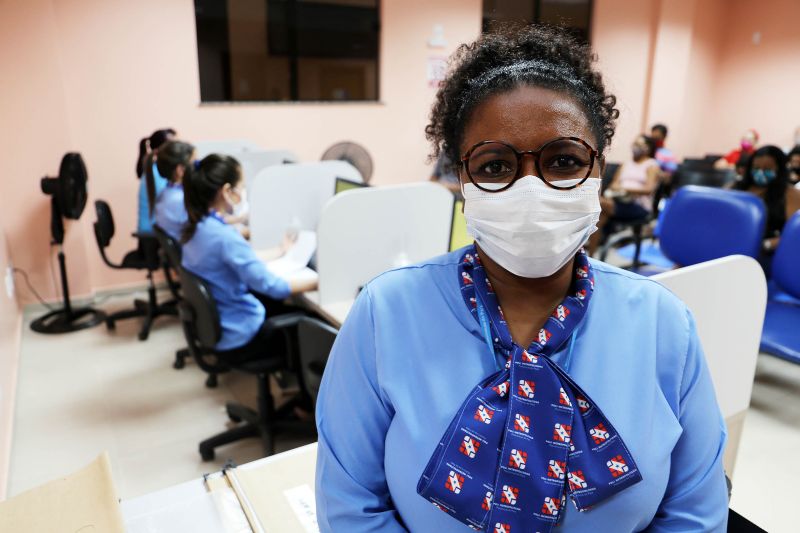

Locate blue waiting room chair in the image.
[659,186,766,267]
[760,212,800,364]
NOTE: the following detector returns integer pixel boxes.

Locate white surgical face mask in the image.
[462,175,601,278]
[230,187,249,218]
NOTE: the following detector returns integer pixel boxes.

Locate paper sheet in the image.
[265,231,317,277]
[0,453,125,533]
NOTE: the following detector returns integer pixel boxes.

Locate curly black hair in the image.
[427,24,619,168]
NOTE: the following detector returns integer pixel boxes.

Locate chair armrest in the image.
[264,312,308,332]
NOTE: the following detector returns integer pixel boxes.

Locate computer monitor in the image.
[449,199,473,252]
[334,177,366,195]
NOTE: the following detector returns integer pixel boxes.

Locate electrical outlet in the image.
[5,266,15,300]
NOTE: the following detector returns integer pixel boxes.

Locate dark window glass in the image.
[482,0,592,43]
[194,0,380,103]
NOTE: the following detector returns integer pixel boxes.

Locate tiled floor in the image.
[7,288,799,531]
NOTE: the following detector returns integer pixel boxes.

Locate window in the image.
[194,0,380,103]
[482,0,592,43]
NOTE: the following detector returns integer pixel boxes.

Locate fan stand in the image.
[30,198,106,334]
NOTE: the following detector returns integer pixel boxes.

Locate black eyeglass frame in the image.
[459,137,602,192]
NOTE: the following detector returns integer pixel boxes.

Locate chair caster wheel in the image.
[173,358,185,370]
[199,446,215,462]
[206,374,218,388]
[105,319,116,330]
[138,330,148,341]
[228,413,242,423]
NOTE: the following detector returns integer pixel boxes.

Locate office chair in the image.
[152,224,190,369]
[672,167,735,189]
[176,266,311,460]
[297,317,338,407]
[760,212,800,364]
[93,200,176,340]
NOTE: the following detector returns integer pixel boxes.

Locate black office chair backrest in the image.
[177,267,221,350]
[153,224,182,270]
[681,157,714,170]
[601,162,620,192]
[673,167,735,189]
[297,317,338,406]
[93,200,115,249]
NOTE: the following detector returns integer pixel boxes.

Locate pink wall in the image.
[703,0,800,155]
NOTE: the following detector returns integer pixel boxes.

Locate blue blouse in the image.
[137,163,168,235]
[181,214,291,351]
[315,250,728,532]
[154,183,188,242]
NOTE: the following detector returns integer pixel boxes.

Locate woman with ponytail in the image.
[137,128,176,234]
[151,140,195,241]
[181,154,316,361]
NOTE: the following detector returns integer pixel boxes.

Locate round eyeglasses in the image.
[460,137,600,192]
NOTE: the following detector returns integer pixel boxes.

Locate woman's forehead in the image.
[753,154,777,167]
[461,86,596,151]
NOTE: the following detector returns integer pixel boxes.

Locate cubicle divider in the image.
[248,161,362,250]
[236,150,298,191]
[193,139,263,159]
[315,182,454,307]
[653,255,766,478]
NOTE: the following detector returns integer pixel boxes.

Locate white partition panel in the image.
[653,256,766,419]
[194,139,262,159]
[316,182,454,305]
[236,150,298,191]
[249,161,362,249]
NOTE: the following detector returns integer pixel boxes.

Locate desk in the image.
[296,291,352,328]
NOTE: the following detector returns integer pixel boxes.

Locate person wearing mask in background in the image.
[787,145,800,187]
[316,25,728,532]
[150,140,195,241]
[429,152,462,199]
[650,123,678,176]
[734,145,800,260]
[715,128,758,170]
[181,154,316,362]
[137,128,177,235]
[589,134,659,254]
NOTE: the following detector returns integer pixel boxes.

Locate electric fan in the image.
[321,141,374,183]
[30,153,106,334]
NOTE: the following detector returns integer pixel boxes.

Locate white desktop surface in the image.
[297,291,353,328]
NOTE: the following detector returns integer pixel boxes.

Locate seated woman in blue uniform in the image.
[137,128,176,235]
[181,154,316,363]
[315,25,728,532]
[151,140,195,241]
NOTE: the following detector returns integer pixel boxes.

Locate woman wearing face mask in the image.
[315,25,728,532]
[149,140,194,242]
[181,154,315,362]
[787,145,800,187]
[137,128,177,234]
[714,129,758,170]
[733,145,800,256]
[590,134,659,253]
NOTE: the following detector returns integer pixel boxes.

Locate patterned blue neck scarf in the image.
[417,245,642,532]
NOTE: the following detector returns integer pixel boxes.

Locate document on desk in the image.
[264,230,317,277]
[0,452,125,532]
[225,443,320,533]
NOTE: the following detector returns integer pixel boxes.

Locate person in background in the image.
[150,140,195,241]
[650,123,678,175]
[181,154,316,362]
[715,128,758,170]
[429,152,462,198]
[787,145,800,187]
[137,128,177,234]
[590,134,659,254]
[734,145,800,257]
[783,126,800,154]
[725,153,752,189]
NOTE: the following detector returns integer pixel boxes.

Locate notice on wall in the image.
[427,55,447,88]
